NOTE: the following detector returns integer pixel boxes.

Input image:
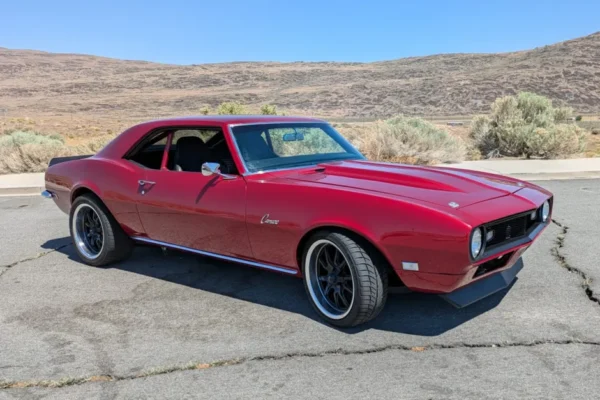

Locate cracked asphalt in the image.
[0,179,599,399]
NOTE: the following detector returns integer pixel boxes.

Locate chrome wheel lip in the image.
[305,239,355,320]
[72,203,104,260]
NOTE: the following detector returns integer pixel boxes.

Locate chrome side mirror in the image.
[201,162,236,180]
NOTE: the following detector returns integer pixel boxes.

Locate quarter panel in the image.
[45,157,146,235]
[86,158,147,236]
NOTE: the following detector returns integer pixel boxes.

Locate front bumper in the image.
[398,216,548,295]
[439,257,523,308]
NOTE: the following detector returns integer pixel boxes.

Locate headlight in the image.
[471,228,483,259]
[541,200,550,222]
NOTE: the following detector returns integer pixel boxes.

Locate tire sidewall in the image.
[302,232,365,327]
[69,195,110,266]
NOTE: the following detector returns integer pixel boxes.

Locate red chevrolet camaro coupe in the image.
[43,116,553,327]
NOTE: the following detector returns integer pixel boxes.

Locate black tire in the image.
[69,194,133,266]
[302,231,388,327]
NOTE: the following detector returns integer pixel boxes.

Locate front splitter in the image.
[439,258,524,308]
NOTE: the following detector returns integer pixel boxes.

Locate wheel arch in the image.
[70,183,102,205]
[296,225,402,285]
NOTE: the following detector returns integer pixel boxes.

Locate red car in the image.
[43,116,553,327]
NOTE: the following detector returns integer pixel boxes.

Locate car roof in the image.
[97,115,329,160]
[145,115,326,125]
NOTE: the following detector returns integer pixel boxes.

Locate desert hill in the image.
[1,32,599,118]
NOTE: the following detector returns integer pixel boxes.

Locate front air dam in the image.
[439,258,524,308]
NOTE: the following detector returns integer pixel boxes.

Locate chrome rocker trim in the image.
[131,237,298,275]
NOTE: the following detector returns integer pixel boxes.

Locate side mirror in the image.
[201,162,221,176]
[282,133,297,142]
[201,162,236,180]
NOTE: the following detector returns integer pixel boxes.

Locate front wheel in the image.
[69,194,133,266]
[302,232,388,327]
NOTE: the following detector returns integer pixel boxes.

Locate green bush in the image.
[0,130,65,147]
[575,115,583,121]
[354,116,466,164]
[216,102,248,115]
[470,92,586,158]
[260,104,278,115]
[199,106,211,115]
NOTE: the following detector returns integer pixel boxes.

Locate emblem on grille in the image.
[505,225,512,239]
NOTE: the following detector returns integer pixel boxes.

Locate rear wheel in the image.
[302,232,388,327]
[70,194,133,266]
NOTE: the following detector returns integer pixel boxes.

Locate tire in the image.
[302,231,388,327]
[69,194,133,266]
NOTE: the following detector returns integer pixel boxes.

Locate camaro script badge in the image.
[261,214,279,225]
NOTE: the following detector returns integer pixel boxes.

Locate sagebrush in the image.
[260,104,278,115]
[471,92,587,158]
[216,102,248,115]
[342,116,466,164]
[0,130,113,174]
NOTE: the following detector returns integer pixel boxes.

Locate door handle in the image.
[138,180,156,186]
[138,180,156,195]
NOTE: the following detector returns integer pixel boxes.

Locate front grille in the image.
[486,216,528,247]
[484,208,541,249]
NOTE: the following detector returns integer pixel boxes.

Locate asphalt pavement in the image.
[0,179,599,399]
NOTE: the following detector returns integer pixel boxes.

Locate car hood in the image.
[284,160,525,209]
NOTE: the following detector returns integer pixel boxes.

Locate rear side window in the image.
[172,129,219,144]
[126,133,169,169]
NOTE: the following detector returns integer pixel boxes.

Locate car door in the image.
[133,128,253,259]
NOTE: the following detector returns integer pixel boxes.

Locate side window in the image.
[172,129,218,145]
[126,133,169,170]
[167,129,238,174]
[126,127,238,174]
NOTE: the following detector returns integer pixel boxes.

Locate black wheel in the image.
[302,232,388,327]
[69,194,133,266]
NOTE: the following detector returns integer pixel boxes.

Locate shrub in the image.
[0,130,115,174]
[199,106,211,115]
[0,130,65,147]
[470,92,586,158]
[216,102,247,115]
[352,116,466,164]
[523,125,586,158]
[81,135,115,153]
[575,115,583,121]
[0,131,70,174]
[260,104,278,115]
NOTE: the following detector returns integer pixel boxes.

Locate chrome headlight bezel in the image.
[470,227,484,260]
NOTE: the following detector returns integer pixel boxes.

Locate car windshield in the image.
[231,122,364,173]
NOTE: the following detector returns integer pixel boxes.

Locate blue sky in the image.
[2,0,599,64]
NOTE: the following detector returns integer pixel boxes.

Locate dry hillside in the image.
[1,32,599,118]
